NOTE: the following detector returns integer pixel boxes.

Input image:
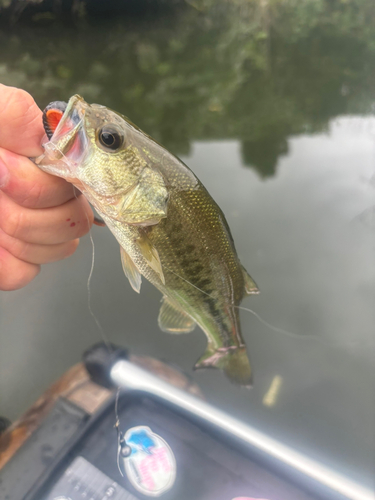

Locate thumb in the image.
[0,84,44,157]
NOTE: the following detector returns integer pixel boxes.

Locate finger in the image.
[0,85,44,157]
[0,247,40,291]
[0,149,76,209]
[0,192,94,245]
[0,228,79,265]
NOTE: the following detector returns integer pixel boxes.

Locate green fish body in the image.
[37,95,259,386]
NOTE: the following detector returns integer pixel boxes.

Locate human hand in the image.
[0,84,94,290]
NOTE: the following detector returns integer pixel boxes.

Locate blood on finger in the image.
[0,191,93,245]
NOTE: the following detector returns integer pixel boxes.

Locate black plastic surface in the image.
[33,395,317,500]
[0,398,88,500]
[45,456,137,500]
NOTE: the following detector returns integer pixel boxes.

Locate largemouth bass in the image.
[36,95,259,386]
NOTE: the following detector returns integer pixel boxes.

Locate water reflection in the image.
[1,0,375,177]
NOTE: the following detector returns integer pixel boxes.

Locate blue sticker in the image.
[122,426,176,497]
[127,429,156,454]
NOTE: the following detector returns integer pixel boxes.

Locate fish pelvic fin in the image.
[120,246,142,293]
[242,265,259,295]
[194,345,252,387]
[158,297,196,334]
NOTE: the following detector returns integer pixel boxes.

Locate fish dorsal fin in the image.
[242,265,259,295]
[120,246,142,293]
[119,167,168,226]
[158,297,196,334]
[136,234,165,284]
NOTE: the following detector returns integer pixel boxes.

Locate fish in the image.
[36,95,259,386]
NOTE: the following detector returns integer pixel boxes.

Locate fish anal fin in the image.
[194,345,252,387]
[120,246,142,293]
[136,234,165,284]
[242,265,259,295]
[158,297,196,334]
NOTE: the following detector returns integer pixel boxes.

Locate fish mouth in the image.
[36,95,89,179]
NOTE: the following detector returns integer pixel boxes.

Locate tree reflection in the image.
[0,0,374,177]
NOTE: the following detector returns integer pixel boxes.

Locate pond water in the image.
[0,1,374,491]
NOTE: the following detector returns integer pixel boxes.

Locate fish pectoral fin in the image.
[194,345,252,387]
[158,297,196,334]
[136,234,165,284]
[242,265,259,295]
[119,167,169,226]
[120,246,142,293]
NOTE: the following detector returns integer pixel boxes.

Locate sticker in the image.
[122,426,176,497]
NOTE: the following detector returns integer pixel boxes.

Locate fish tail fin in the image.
[194,345,252,388]
[223,346,253,387]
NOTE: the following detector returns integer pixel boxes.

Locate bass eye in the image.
[98,127,123,150]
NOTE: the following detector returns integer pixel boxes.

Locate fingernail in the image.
[0,158,10,189]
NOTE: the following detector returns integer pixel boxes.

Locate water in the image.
[0,1,374,491]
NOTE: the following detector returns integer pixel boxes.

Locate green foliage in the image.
[0,0,374,176]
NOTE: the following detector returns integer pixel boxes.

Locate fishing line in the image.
[87,229,112,351]
[162,263,327,345]
[85,214,128,465]
[115,387,125,477]
[83,206,127,464]
[73,191,129,471]
[73,188,112,351]
[235,305,326,343]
